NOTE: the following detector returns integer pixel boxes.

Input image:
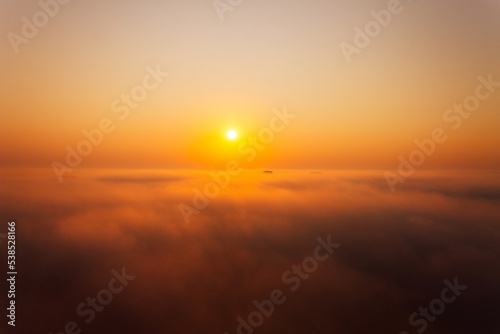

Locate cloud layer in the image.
[1,169,499,334]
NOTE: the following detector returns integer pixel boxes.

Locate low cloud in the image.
[1,169,499,333]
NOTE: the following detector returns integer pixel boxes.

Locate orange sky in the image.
[1,0,499,170]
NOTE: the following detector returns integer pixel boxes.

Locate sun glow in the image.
[226,129,238,140]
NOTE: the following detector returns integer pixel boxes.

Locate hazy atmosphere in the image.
[1,0,499,333]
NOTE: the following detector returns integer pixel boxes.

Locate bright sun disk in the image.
[227,129,237,140]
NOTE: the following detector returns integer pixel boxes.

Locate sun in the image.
[226,129,238,140]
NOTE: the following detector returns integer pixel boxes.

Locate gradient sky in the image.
[1,0,500,170]
[2,3,500,333]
